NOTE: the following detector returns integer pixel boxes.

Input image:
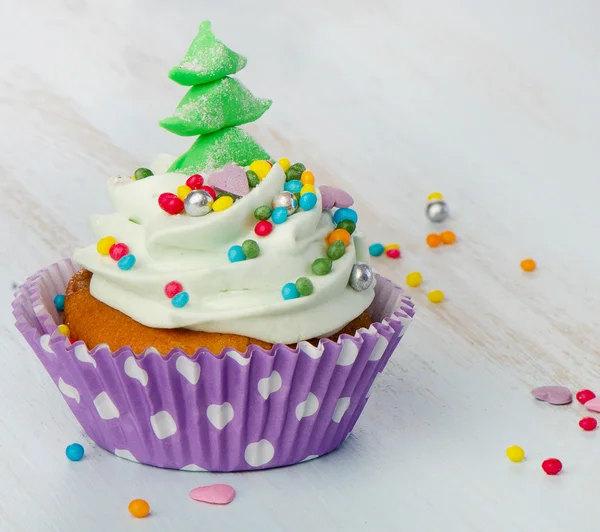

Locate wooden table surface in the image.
[2,1,600,530]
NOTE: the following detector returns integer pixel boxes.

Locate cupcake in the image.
[12,21,414,472]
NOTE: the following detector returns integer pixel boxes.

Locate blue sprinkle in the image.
[118,254,136,270]
[53,294,65,312]
[369,243,385,257]
[272,206,289,224]
[66,443,84,461]
[284,180,303,194]
[299,192,317,211]
[281,282,300,300]
[333,207,358,225]
[172,291,190,308]
[228,245,247,263]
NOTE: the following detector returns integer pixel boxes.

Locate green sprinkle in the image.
[285,163,306,182]
[312,257,333,276]
[246,170,260,188]
[336,219,356,235]
[128,218,140,225]
[327,241,346,261]
[242,239,260,259]
[217,192,235,200]
[293,192,301,203]
[254,205,272,220]
[134,167,153,180]
[295,277,314,296]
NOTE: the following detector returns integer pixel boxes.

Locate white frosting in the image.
[74,162,375,344]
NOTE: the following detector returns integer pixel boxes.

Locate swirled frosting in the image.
[74,161,375,344]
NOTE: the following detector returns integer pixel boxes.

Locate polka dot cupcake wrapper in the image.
[12,259,414,472]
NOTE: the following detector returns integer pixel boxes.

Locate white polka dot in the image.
[114,449,138,462]
[298,341,324,359]
[244,439,275,467]
[206,402,234,430]
[226,350,252,366]
[58,377,80,403]
[368,336,389,361]
[150,410,177,439]
[93,391,120,420]
[257,371,282,400]
[176,356,201,385]
[124,356,148,386]
[295,392,319,421]
[336,339,359,366]
[74,343,97,367]
[40,334,54,354]
[300,454,320,463]
[180,464,207,472]
[332,397,351,423]
[143,346,160,356]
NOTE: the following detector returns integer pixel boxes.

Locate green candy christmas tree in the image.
[162,21,272,174]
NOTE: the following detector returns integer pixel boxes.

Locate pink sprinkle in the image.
[189,484,236,505]
[109,243,129,261]
[164,281,183,299]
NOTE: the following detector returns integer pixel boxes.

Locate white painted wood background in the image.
[1,0,600,530]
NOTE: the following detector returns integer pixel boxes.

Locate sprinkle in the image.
[576,389,596,404]
[186,174,205,190]
[172,291,190,308]
[369,243,385,256]
[427,290,444,303]
[521,258,536,272]
[579,417,597,431]
[118,254,136,270]
[54,294,65,312]
[128,499,150,518]
[190,484,236,506]
[97,236,116,255]
[241,239,260,259]
[386,249,401,259]
[584,397,600,413]
[254,220,273,237]
[300,184,316,195]
[295,277,314,296]
[531,386,573,405]
[109,243,129,261]
[406,272,422,287]
[282,282,300,300]
[164,281,183,298]
[541,458,562,475]
[177,185,192,201]
[505,445,525,463]
[246,170,260,188]
[333,208,358,225]
[312,258,333,276]
[326,229,351,247]
[440,230,456,245]
[58,324,70,337]
[271,207,288,224]
[278,158,291,172]
[426,234,442,248]
[228,245,246,263]
[133,168,153,181]
[285,163,306,182]
[384,244,400,252]
[284,180,303,194]
[300,170,315,185]
[212,195,234,212]
[327,241,346,261]
[249,160,272,180]
[158,192,185,215]
[254,205,272,220]
[65,443,85,461]
[199,185,217,200]
[299,192,317,211]
[335,219,355,234]
[427,192,443,201]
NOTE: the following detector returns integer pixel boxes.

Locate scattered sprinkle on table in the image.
[406,272,422,287]
[65,443,84,461]
[128,499,150,518]
[427,192,443,201]
[520,258,536,272]
[576,389,596,404]
[579,417,597,431]
[427,290,444,303]
[426,234,442,248]
[386,248,400,259]
[541,458,562,475]
[369,243,384,256]
[583,397,600,413]
[505,445,525,462]
[440,230,456,245]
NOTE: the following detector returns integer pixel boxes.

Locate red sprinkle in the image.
[164,281,183,299]
[199,185,217,200]
[541,458,562,475]
[109,243,129,261]
[69,337,76,344]
[158,192,184,215]
[576,389,596,404]
[579,417,598,431]
[186,174,204,190]
[254,220,273,237]
[386,248,401,259]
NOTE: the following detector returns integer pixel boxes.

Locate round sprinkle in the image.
[212,195,234,212]
[286,163,306,181]
[282,282,300,300]
[440,230,456,245]
[576,389,596,404]
[54,294,66,312]
[199,185,217,200]
[133,168,153,181]
[65,443,84,461]
[505,445,525,463]
[541,458,562,475]
[333,208,358,225]
[384,244,400,252]
[228,245,246,263]
[427,192,443,201]
[278,158,291,172]
[118,254,136,270]
[58,324,70,337]
[312,258,333,276]
[426,234,442,248]
[272,206,288,224]
[300,170,315,185]
[406,272,422,287]
[295,277,314,297]
[326,229,351,247]
[255,220,273,237]
[242,239,260,259]
[109,243,129,261]
[97,236,116,256]
[327,240,346,261]
[172,291,190,308]
[427,290,444,303]
[253,206,272,221]
[177,184,192,201]
[129,499,150,519]
[299,192,317,211]
[164,281,183,298]
[386,249,401,259]
[369,243,385,257]
[284,180,303,194]
[249,160,272,180]
[300,184,316,196]
[246,170,260,188]
[186,174,205,190]
[158,192,185,215]
[336,219,355,234]
[521,258,536,272]
[579,417,598,431]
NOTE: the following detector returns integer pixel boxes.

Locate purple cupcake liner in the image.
[13,259,414,472]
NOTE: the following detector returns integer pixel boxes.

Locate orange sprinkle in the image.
[327,229,351,247]
[440,230,456,245]
[521,258,536,272]
[300,171,315,185]
[128,499,150,518]
[426,233,442,248]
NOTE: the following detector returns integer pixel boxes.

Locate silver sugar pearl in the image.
[272,191,298,215]
[349,262,374,292]
[184,189,213,217]
[426,200,449,223]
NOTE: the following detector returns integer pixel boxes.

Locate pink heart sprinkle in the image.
[319,186,354,210]
[585,398,600,413]
[531,385,573,405]
[189,484,236,505]
[207,164,249,197]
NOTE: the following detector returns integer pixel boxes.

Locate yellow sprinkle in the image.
[506,445,525,463]
[406,272,422,288]
[427,290,444,303]
[177,185,192,201]
[249,160,272,180]
[96,236,116,256]
[212,195,234,212]
[300,170,315,185]
[278,158,291,172]
[428,192,443,201]
[58,324,70,337]
[384,243,400,252]
[301,184,316,195]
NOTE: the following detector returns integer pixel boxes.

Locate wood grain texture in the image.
[2,0,600,530]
